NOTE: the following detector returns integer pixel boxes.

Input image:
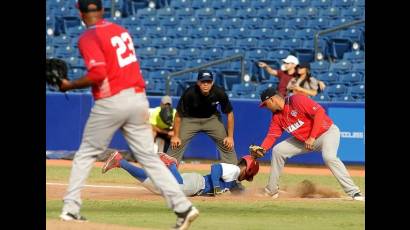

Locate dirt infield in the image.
[47,219,153,230]
[46,159,365,177]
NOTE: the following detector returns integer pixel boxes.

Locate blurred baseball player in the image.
[102,151,259,197]
[58,1,198,229]
[251,88,364,201]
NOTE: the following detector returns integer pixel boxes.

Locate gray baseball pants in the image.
[265,124,361,197]
[62,88,192,215]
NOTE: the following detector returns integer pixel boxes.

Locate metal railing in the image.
[165,54,245,95]
[314,19,365,61]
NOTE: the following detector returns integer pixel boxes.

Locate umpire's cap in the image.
[240,155,259,182]
[197,70,213,82]
[259,87,278,107]
[77,0,103,13]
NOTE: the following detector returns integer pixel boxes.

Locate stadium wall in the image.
[46,93,364,165]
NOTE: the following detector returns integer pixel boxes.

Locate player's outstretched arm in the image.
[60,76,94,92]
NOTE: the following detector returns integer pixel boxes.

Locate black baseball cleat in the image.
[60,212,88,222]
[172,206,199,230]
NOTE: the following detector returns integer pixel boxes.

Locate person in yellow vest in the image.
[150,95,176,152]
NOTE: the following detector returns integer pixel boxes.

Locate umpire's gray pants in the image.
[167,115,238,164]
[265,124,361,197]
[62,88,192,215]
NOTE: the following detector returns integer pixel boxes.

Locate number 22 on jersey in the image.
[111,32,137,68]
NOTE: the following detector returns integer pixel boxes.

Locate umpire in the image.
[168,70,238,164]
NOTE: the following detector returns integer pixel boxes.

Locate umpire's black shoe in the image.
[172,206,199,230]
[60,212,88,222]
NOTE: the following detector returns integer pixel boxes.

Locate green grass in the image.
[47,164,365,230]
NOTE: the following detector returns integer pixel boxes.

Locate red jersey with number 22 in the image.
[261,94,333,150]
[78,19,145,100]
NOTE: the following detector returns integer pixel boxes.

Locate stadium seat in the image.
[221,70,242,91]
[193,37,215,48]
[136,47,157,59]
[134,36,152,48]
[279,38,303,50]
[259,38,281,50]
[267,49,290,60]
[293,49,315,63]
[291,0,311,8]
[277,7,297,18]
[123,16,139,28]
[231,83,257,96]
[157,7,176,19]
[215,8,237,19]
[201,48,223,61]
[53,35,71,47]
[229,27,251,39]
[237,7,258,18]
[231,0,251,9]
[349,84,365,99]
[340,28,362,42]
[180,47,201,59]
[65,26,84,38]
[317,72,340,85]
[208,27,230,39]
[298,6,319,18]
[215,37,237,49]
[168,26,188,38]
[262,17,285,30]
[175,7,194,18]
[170,0,191,9]
[330,60,352,74]
[251,0,270,9]
[237,38,258,50]
[223,48,243,57]
[223,18,243,29]
[211,0,231,9]
[202,17,223,29]
[325,84,347,98]
[186,58,206,68]
[196,7,215,19]
[310,61,330,74]
[159,17,179,28]
[46,45,55,58]
[188,26,208,38]
[341,7,363,19]
[334,94,356,102]
[246,49,267,61]
[243,17,264,29]
[284,17,307,29]
[311,0,332,8]
[256,84,276,96]
[146,26,167,38]
[328,18,350,28]
[179,16,200,28]
[327,38,352,60]
[165,58,186,71]
[157,47,179,58]
[272,0,291,8]
[321,7,341,19]
[273,28,295,39]
[294,28,315,40]
[257,7,276,19]
[141,16,159,27]
[339,72,363,86]
[192,0,211,9]
[333,0,353,8]
[306,17,329,30]
[343,50,365,63]
[173,36,193,48]
[312,93,332,102]
[140,58,164,70]
[128,26,145,37]
[354,0,365,7]
[352,62,365,74]
[136,7,156,19]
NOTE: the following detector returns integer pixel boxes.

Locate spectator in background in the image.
[257,55,299,97]
[287,62,326,97]
[150,95,176,153]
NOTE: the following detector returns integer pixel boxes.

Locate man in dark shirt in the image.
[257,55,299,97]
[167,70,238,164]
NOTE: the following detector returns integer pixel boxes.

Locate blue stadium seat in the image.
[302,39,315,49]
[192,0,211,9]
[294,28,315,40]
[134,36,152,48]
[175,7,194,18]
[157,47,179,58]
[312,93,332,102]
[339,72,363,86]
[328,18,350,28]
[140,58,164,70]
[325,84,347,98]
[257,7,276,19]
[246,49,267,61]
[256,83,276,96]
[221,70,242,91]
[262,17,285,30]
[352,62,365,74]
[137,47,157,59]
[65,26,84,38]
[123,16,139,28]
[228,27,249,39]
[279,38,303,50]
[165,58,186,71]
[259,38,281,50]
[179,16,200,28]
[340,28,362,42]
[243,17,264,29]
[354,0,365,7]
[251,0,270,9]
[53,35,71,47]
[186,58,206,68]
[201,48,223,61]
[334,94,356,102]
[211,0,231,9]
[284,17,307,29]
[230,0,251,9]
[310,61,330,74]
[136,7,156,19]
[196,7,215,19]
[293,49,315,63]
[317,72,339,85]
[312,0,332,8]
[69,57,85,69]
[320,7,341,19]
[272,0,291,8]
[141,16,159,27]
[180,47,201,59]
[202,17,223,29]
[291,0,311,8]
[330,60,352,74]
[327,38,352,60]
[333,0,353,8]
[208,27,230,39]
[237,7,258,18]
[173,37,193,49]
[150,70,170,82]
[306,17,329,30]
[128,26,145,37]
[68,68,85,80]
[146,26,167,38]
[231,83,257,96]
[46,45,55,58]
[349,83,365,99]
[223,18,243,29]
[193,37,215,48]
[157,7,176,19]
[267,49,290,60]
[215,8,237,19]
[277,7,297,18]
[273,28,296,39]
[215,37,237,49]
[297,6,319,18]
[170,0,191,9]
[129,1,149,16]
[343,50,364,63]
[341,7,363,19]
[237,38,258,50]
[188,26,208,38]
[159,17,179,28]
[167,26,188,38]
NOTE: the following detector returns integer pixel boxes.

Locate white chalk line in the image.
[46,182,146,190]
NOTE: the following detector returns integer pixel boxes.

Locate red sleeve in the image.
[261,115,283,150]
[276,70,284,79]
[291,95,326,138]
[78,36,107,83]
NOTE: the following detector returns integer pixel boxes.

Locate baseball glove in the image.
[249,144,266,159]
[159,152,179,168]
[46,58,68,91]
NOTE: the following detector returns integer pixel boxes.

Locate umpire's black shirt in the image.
[177,85,233,118]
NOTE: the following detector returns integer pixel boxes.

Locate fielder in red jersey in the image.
[258,88,364,201]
